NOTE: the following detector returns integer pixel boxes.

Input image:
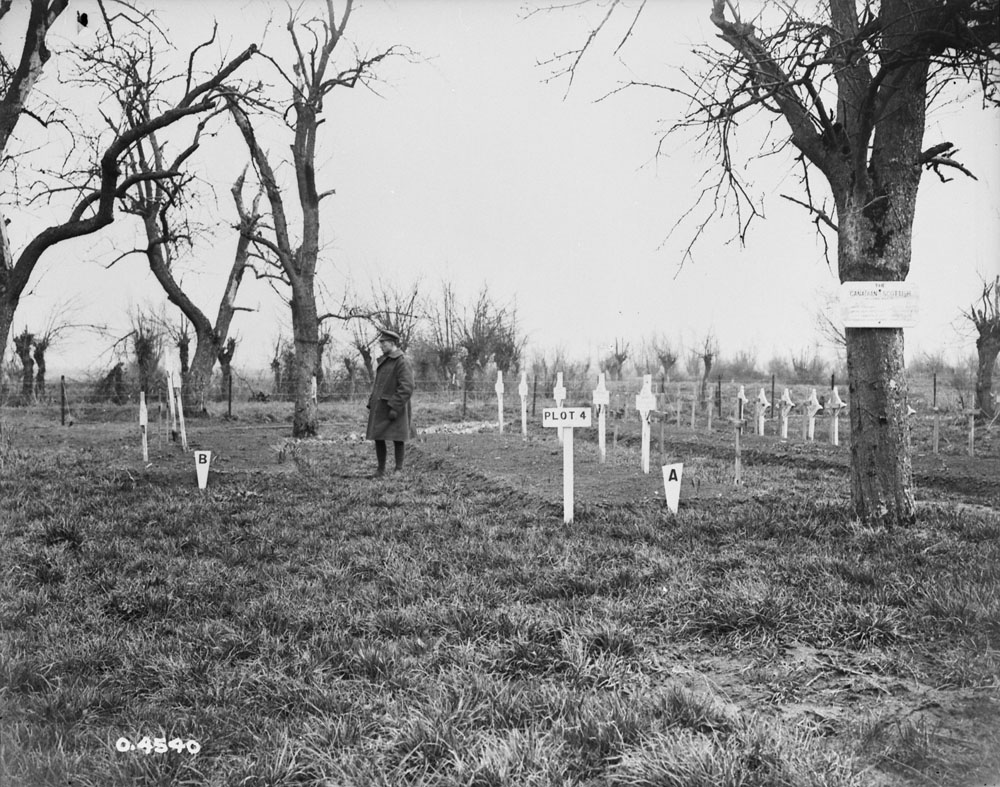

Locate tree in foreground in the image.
[225,1,404,437]
[557,0,998,525]
[0,2,256,363]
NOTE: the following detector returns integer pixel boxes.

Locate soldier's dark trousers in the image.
[375,440,405,472]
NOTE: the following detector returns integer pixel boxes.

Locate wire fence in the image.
[0,367,983,418]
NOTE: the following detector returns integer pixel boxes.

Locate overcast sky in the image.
[6,0,1000,376]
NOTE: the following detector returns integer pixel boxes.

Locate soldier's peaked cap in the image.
[378,329,401,343]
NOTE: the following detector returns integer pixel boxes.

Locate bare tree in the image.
[0,8,257,363]
[70,29,262,414]
[650,334,679,380]
[699,332,718,410]
[603,338,630,381]
[963,276,1000,419]
[553,0,1000,525]
[12,328,34,402]
[425,281,461,383]
[225,1,405,437]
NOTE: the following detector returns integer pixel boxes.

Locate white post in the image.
[165,367,178,442]
[553,372,567,445]
[755,388,770,436]
[542,406,592,524]
[828,386,845,446]
[495,371,505,433]
[139,392,149,462]
[966,409,977,456]
[804,389,821,441]
[173,373,188,451]
[778,388,795,440]
[311,375,318,404]
[635,374,656,475]
[732,386,748,484]
[593,373,610,464]
[518,372,528,440]
[563,426,574,524]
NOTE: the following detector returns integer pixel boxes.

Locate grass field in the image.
[1,400,998,787]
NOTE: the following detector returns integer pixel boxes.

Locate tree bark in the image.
[291,282,320,437]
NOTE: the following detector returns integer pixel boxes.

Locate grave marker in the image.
[194,450,212,490]
[662,462,683,515]
[542,407,592,524]
[755,388,770,436]
[803,389,821,441]
[495,371,505,433]
[518,372,529,439]
[165,366,178,442]
[593,373,610,463]
[778,388,795,440]
[732,386,748,484]
[827,386,846,446]
[553,372,567,444]
[636,375,657,474]
[139,392,149,462]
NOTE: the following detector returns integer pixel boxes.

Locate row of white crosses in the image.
[734,384,847,445]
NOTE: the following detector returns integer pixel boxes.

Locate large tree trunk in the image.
[185,333,218,415]
[291,281,320,437]
[845,327,915,525]
[975,335,999,420]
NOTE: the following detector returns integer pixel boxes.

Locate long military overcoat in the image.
[365,349,415,442]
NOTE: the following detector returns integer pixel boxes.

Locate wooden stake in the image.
[139,392,148,462]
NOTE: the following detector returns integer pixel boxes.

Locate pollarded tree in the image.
[69,29,262,414]
[225,1,406,437]
[964,276,1000,419]
[0,3,257,362]
[555,0,999,526]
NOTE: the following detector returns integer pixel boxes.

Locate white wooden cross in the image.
[553,372,567,444]
[139,391,149,462]
[518,371,528,440]
[803,389,822,441]
[495,371,505,433]
[732,386,748,484]
[593,372,610,463]
[635,374,657,474]
[755,388,770,436]
[542,406,592,524]
[827,386,846,446]
[778,388,795,440]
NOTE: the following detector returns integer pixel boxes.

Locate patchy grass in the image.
[0,415,998,786]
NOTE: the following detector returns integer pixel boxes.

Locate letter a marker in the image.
[662,463,683,514]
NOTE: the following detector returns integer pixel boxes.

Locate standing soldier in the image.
[366,329,415,476]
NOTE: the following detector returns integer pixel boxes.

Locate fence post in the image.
[60,376,66,426]
[770,374,775,422]
[228,374,233,418]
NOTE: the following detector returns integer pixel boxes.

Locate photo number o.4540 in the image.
[116,736,201,755]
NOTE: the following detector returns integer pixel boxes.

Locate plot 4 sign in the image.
[542,408,592,428]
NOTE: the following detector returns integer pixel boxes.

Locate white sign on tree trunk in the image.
[542,407,592,524]
[635,374,657,475]
[840,281,919,327]
[593,373,610,463]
